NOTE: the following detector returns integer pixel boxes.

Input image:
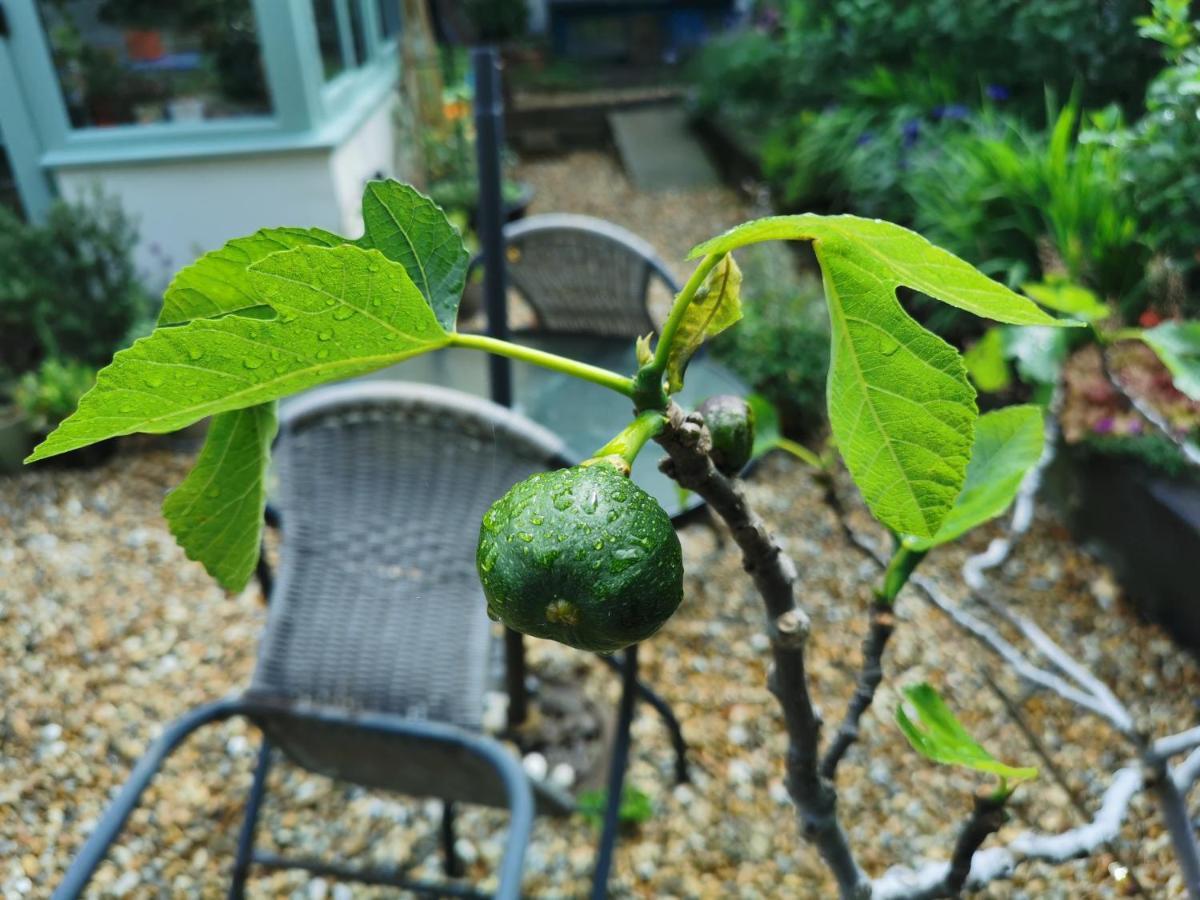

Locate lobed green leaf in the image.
[1139,320,1200,402]
[27,245,450,462]
[162,402,278,591]
[358,180,470,331]
[159,227,342,325]
[904,405,1044,551]
[689,215,1078,327]
[666,254,743,393]
[688,214,1076,537]
[896,683,1038,783]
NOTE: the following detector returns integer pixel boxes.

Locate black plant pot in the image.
[1043,438,1200,655]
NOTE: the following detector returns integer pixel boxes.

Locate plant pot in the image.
[1043,437,1200,654]
[0,406,31,475]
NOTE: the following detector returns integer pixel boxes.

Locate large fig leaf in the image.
[159,227,343,325]
[27,245,450,462]
[667,254,742,393]
[358,180,470,331]
[162,402,278,591]
[689,214,1076,537]
[904,405,1044,551]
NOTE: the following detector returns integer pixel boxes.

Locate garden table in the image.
[357,331,749,519]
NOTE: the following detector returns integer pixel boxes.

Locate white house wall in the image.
[327,96,399,241]
[54,96,401,292]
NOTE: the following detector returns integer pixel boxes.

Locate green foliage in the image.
[0,194,147,376]
[358,181,471,331]
[694,214,1073,537]
[666,255,743,394]
[906,103,1146,306]
[1127,8,1200,312]
[1138,321,1200,401]
[14,359,97,436]
[162,403,277,592]
[692,0,1159,140]
[904,405,1045,551]
[896,683,1038,788]
[27,245,450,465]
[576,786,654,830]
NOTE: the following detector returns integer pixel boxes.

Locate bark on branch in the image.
[655,402,870,899]
[820,601,895,780]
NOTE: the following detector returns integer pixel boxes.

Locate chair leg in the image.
[441,800,464,878]
[591,644,639,900]
[229,739,274,900]
[596,654,690,784]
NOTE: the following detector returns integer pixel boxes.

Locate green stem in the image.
[633,252,725,410]
[587,410,667,469]
[451,332,635,397]
[876,544,928,605]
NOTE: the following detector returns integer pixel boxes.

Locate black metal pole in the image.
[472,46,527,729]
[591,644,639,899]
[471,46,512,407]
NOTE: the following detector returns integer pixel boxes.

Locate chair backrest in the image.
[471,213,681,338]
[249,382,571,735]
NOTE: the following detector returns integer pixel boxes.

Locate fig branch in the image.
[654,400,870,899]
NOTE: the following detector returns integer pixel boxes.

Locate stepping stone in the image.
[608,104,720,191]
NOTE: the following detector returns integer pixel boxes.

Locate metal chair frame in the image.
[55,382,689,899]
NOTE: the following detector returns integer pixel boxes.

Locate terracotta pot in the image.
[124,30,166,62]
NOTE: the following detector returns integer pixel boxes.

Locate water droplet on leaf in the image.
[243,358,263,370]
[317,330,333,342]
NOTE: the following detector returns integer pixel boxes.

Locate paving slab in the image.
[608,104,720,191]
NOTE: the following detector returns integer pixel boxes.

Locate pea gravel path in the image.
[4,151,1199,898]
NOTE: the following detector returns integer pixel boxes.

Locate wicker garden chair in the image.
[469,213,682,337]
[55,382,687,899]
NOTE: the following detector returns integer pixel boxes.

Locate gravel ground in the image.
[4,151,1200,898]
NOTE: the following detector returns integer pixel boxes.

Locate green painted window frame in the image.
[2,0,399,170]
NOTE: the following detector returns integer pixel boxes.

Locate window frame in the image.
[3,0,398,168]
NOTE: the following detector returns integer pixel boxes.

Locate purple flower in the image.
[1093,417,1115,435]
[901,118,921,148]
[855,130,876,147]
[986,84,1012,102]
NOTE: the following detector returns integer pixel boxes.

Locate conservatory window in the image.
[35,0,272,129]
[377,0,402,40]
[314,0,382,82]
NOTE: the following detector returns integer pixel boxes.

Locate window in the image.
[348,0,368,66]
[36,0,272,129]
[313,0,346,80]
[377,0,402,40]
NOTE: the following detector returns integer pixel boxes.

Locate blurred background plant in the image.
[14,358,98,437]
[0,191,148,455]
[689,0,1200,476]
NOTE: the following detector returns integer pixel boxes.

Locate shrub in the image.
[0,193,147,378]
[14,358,96,436]
[905,102,1147,311]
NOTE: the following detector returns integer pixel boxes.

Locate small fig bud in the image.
[697,395,755,476]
